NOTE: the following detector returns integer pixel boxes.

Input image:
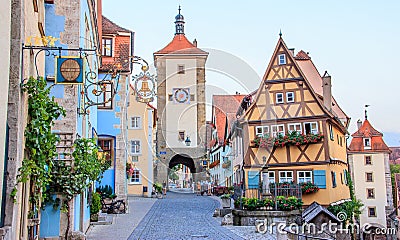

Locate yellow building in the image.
[237,36,350,206]
[126,89,156,197]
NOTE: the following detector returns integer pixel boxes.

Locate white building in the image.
[348,118,394,238]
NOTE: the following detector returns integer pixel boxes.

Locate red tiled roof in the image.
[295,50,311,60]
[348,119,390,152]
[211,95,245,145]
[295,52,349,123]
[154,34,208,55]
[102,16,131,34]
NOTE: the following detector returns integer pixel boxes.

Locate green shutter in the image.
[248,171,260,189]
[313,170,326,189]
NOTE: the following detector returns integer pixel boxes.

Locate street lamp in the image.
[184,136,191,146]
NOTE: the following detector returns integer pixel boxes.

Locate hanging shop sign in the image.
[55,57,84,84]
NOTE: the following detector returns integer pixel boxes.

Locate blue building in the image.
[39,0,102,237]
[96,16,134,201]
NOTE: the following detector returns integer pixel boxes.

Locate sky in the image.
[103,0,400,146]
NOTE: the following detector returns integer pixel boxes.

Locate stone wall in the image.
[232,209,300,226]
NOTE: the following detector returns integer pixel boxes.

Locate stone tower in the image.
[153,6,208,185]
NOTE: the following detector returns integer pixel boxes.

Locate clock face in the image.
[173,88,189,103]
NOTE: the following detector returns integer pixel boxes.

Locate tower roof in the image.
[154,7,208,56]
[348,119,390,153]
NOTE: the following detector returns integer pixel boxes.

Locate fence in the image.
[236,183,302,210]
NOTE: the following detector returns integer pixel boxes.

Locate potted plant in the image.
[153,183,163,198]
[220,194,232,208]
[90,192,102,222]
[126,163,134,181]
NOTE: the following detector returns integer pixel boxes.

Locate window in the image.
[288,123,302,134]
[98,138,113,169]
[268,172,275,183]
[331,171,337,188]
[102,38,112,56]
[276,93,284,104]
[131,117,141,129]
[279,171,293,183]
[329,124,334,140]
[343,169,348,185]
[130,140,141,155]
[297,171,312,183]
[255,126,269,137]
[130,169,141,183]
[366,172,373,182]
[131,156,138,162]
[278,54,286,65]
[178,131,185,141]
[286,92,294,103]
[177,65,185,74]
[364,138,371,149]
[98,82,113,109]
[271,124,285,137]
[365,156,372,165]
[368,207,377,217]
[304,122,318,134]
[367,188,375,199]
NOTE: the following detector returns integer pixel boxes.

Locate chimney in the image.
[357,119,362,129]
[193,38,197,47]
[322,71,332,112]
[288,48,295,56]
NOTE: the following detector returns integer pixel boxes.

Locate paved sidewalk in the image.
[86,197,157,240]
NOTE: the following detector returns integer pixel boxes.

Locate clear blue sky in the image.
[103,0,400,146]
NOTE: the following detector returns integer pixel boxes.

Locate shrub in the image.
[96,185,113,198]
[276,196,302,211]
[90,192,102,215]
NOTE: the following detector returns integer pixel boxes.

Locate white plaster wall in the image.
[165,58,198,148]
[351,153,388,227]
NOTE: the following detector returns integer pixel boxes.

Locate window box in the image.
[299,182,319,194]
[253,131,324,148]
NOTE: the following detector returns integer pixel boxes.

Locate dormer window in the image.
[364,138,371,149]
[278,54,286,65]
[102,38,113,57]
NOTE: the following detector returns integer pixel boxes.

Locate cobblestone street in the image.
[128,192,243,240]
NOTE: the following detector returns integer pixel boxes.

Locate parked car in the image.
[169,183,177,189]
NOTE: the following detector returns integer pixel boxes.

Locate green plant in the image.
[45,138,108,239]
[243,197,264,210]
[96,185,113,198]
[10,77,65,218]
[220,194,231,199]
[276,196,302,211]
[263,198,274,208]
[154,183,163,193]
[90,192,102,215]
[300,182,319,194]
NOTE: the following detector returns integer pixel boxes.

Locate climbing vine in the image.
[45,138,109,239]
[10,76,65,217]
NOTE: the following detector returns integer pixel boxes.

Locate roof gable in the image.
[102,15,132,34]
[349,119,390,152]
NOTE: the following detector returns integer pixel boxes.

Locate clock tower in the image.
[154,6,208,185]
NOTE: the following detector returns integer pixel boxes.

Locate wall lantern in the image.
[184,136,191,146]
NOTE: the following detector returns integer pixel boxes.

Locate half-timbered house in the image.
[236,36,351,206]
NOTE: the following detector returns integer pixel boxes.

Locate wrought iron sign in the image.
[131,56,156,103]
[55,57,84,84]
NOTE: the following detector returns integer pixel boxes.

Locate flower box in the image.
[253,131,324,148]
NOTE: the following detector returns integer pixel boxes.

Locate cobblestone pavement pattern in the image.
[128,192,244,240]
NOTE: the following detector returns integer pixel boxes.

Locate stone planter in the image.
[221,198,231,208]
[232,209,300,226]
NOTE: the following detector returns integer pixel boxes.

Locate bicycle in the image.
[101,196,126,214]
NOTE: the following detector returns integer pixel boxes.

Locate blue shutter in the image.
[248,171,260,189]
[313,170,326,189]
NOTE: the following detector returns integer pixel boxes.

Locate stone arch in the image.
[169,154,196,173]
